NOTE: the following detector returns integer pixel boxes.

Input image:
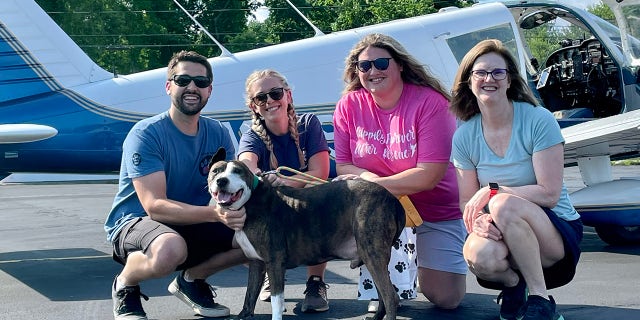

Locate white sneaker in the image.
[367,299,379,313]
[259,274,271,302]
[367,298,402,313]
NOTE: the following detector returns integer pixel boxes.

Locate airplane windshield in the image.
[587,10,640,61]
[620,4,640,62]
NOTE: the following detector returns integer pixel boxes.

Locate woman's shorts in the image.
[477,207,583,290]
[111,216,235,270]
[415,219,468,275]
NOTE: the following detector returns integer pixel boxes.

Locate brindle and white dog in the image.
[207,148,405,320]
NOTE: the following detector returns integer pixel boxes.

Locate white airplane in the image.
[0,0,639,244]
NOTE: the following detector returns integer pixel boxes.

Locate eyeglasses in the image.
[170,74,211,88]
[355,57,392,73]
[251,87,285,106]
[470,69,508,81]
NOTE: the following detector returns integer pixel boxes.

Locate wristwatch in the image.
[488,182,499,199]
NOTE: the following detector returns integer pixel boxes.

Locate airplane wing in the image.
[562,108,640,187]
[563,108,640,166]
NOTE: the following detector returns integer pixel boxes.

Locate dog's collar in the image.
[252,175,260,190]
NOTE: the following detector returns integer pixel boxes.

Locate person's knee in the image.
[490,195,527,227]
[422,289,463,309]
[149,236,188,275]
[465,240,497,265]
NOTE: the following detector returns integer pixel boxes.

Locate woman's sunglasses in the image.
[355,57,392,73]
[170,74,211,88]
[252,87,285,105]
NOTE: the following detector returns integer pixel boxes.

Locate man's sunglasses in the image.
[170,74,211,88]
[355,57,392,73]
[252,87,285,105]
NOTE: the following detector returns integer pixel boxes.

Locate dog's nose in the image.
[216,177,229,187]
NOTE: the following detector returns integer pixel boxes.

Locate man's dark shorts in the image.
[477,207,584,290]
[112,216,235,270]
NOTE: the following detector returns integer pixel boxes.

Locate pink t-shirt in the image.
[333,83,460,222]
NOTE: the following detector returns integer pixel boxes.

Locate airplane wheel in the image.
[594,225,640,246]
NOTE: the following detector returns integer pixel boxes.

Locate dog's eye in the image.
[211,166,223,173]
[232,167,243,174]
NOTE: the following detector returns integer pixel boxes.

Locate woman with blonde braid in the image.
[237,69,331,312]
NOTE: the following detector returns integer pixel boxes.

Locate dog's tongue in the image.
[216,191,234,203]
[215,190,243,206]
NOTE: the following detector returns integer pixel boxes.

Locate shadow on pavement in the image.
[580,227,640,255]
[0,248,119,301]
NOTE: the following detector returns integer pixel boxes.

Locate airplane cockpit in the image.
[536,37,621,119]
[506,2,640,128]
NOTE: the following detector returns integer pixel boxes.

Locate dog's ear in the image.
[209,148,227,168]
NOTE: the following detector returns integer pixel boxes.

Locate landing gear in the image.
[595,225,640,246]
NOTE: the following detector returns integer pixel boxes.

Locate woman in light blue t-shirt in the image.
[449,39,583,320]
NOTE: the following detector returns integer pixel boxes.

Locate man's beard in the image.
[173,92,208,116]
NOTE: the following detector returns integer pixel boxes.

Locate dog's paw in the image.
[362,279,374,290]
[394,261,407,273]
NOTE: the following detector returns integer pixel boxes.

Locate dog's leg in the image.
[366,261,398,320]
[358,239,398,320]
[238,260,265,319]
[266,264,286,320]
[270,294,285,320]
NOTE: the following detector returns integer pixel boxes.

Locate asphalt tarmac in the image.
[0,166,639,320]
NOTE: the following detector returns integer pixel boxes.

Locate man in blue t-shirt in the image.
[105,51,246,320]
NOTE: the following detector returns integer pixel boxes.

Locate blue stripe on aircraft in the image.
[0,21,54,103]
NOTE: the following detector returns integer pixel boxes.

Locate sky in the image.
[575,0,603,10]
[251,1,269,22]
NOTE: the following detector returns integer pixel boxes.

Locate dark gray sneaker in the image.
[168,271,230,318]
[112,277,148,320]
[497,274,528,320]
[521,295,564,320]
[301,276,329,313]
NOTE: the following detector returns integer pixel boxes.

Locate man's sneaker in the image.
[259,274,271,302]
[301,276,329,312]
[168,271,230,318]
[497,274,528,320]
[521,295,564,320]
[112,277,149,320]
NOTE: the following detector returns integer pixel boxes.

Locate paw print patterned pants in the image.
[357,227,417,300]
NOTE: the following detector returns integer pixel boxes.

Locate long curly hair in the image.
[342,33,450,100]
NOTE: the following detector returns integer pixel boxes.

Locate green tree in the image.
[37,0,472,73]
[37,0,253,74]
[253,0,468,43]
[589,1,615,22]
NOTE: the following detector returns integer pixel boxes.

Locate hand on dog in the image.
[214,204,246,231]
[333,171,379,182]
[332,174,360,181]
[264,173,287,187]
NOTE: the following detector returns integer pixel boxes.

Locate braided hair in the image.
[244,69,306,170]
